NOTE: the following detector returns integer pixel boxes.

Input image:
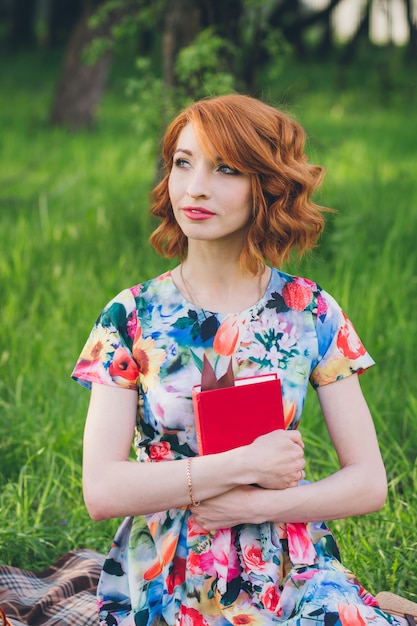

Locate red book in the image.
[192,373,284,455]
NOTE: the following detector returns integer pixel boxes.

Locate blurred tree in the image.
[0,0,83,50]
[404,0,417,60]
[340,0,371,63]
[34,0,53,48]
[162,0,201,90]
[49,0,128,129]
[48,1,85,47]
[5,0,37,49]
[43,0,417,129]
[268,0,343,59]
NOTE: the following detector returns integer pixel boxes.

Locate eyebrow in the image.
[173,148,192,156]
[173,148,224,164]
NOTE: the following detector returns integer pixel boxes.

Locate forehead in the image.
[175,123,198,149]
[175,122,218,160]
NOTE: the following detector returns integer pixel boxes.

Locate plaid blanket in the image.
[0,550,104,626]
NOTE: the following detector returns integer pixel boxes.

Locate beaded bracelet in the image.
[186,458,200,507]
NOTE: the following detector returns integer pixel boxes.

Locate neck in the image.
[184,239,258,278]
[175,260,270,314]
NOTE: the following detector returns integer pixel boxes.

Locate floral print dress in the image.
[72,268,397,626]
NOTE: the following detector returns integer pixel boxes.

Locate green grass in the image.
[1,48,417,600]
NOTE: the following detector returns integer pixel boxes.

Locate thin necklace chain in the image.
[180,263,209,316]
[179,263,267,315]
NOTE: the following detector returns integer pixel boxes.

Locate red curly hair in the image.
[149,94,330,274]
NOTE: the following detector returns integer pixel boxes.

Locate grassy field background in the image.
[0,49,416,600]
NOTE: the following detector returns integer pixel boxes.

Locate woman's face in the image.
[168,123,252,247]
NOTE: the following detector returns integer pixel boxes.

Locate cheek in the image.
[168,172,185,209]
[168,176,181,223]
[236,178,252,206]
[238,186,253,219]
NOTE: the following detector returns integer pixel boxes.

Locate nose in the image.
[186,166,210,199]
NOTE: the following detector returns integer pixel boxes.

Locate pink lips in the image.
[182,206,215,221]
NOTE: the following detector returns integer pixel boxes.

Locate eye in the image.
[173,157,191,169]
[217,164,240,175]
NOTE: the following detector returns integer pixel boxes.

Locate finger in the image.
[296,468,306,482]
[286,429,304,447]
[286,466,305,486]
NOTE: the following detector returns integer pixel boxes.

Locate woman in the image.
[72,94,402,625]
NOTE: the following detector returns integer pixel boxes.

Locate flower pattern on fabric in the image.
[72,269,396,626]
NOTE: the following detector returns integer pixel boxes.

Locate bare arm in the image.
[82,382,305,520]
[191,374,388,530]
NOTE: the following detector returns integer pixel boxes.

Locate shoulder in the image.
[267,268,329,316]
[104,271,172,313]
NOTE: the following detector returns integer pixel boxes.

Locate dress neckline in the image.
[167,267,274,317]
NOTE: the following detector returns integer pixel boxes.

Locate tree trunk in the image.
[162,0,201,90]
[269,0,344,59]
[340,0,371,64]
[404,0,417,60]
[49,3,113,130]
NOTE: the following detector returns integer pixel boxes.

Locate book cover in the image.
[192,373,284,455]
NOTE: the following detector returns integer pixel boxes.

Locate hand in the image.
[247,429,305,490]
[190,485,261,530]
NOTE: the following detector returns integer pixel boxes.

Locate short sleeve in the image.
[72,288,140,391]
[310,290,375,388]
